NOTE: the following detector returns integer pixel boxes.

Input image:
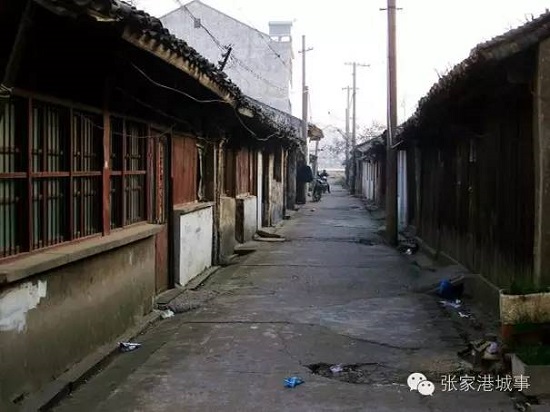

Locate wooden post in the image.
[533,38,550,288]
[385,0,398,246]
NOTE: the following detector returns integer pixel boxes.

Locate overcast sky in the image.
[136,0,549,133]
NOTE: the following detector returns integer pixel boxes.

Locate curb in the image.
[20,310,162,411]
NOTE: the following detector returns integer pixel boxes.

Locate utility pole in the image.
[297,35,313,203]
[345,62,369,195]
[300,35,313,163]
[342,86,353,187]
[384,0,399,245]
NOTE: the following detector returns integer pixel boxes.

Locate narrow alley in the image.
[52,183,515,412]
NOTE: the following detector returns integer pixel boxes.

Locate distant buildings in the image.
[161,1,293,113]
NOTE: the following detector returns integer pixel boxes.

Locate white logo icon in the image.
[407,372,434,396]
[407,372,427,391]
[417,380,435,396]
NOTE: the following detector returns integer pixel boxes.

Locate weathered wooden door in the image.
[153,134,169,293]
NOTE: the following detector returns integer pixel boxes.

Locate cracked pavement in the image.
[53,184,515,412]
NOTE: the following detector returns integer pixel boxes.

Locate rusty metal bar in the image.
[27,98,33,251]
[0,173,26,179]
[102,111,111,235]
[69,108,74,240]
[122,119,126,226]
[146,125,152,222]
[41,105,47,247]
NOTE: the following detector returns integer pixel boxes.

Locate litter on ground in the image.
[284,377,304,388]
[119,342,141,352]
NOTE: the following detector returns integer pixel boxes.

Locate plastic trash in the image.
[160,309,174,319]
[437,279,453,298]
[439,300,462,309]
[483,342,500,360]
[487,341,499,354]
[119,342,141,352]
[284,377,304,388]
[330,364,344,373]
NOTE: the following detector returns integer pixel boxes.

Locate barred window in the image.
[0,96,161,261]
[0,97,103,258]
[110,117,147,229]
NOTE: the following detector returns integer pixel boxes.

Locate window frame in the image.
[0,91,165,261]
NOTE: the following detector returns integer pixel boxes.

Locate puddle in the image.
[306,362,404,385]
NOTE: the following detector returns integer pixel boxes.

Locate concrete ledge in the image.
[463,273,502,316]
[0,224,164,286]
[173,201,214,216]
[415,236,502,315]
[19,310,161,412]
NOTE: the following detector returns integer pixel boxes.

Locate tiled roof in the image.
[36,0,243,99]
[401,10,550,135]
[34,0,307,141]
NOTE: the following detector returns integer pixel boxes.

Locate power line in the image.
[131,63,228,104]
[129,62,283,142]
[229,56,285,92]
[174,1,287,92]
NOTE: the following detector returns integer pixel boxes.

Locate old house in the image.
[396,12,550,307]
[0,0,303,408]
[160,0,310,217]
[354,135,386,207]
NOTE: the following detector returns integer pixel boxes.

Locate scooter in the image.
[319,175,329,193]
[312,176,326,202]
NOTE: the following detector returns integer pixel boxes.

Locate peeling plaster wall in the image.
[0,239,155,410]
[0,280,47,333]
[177,206,213,286]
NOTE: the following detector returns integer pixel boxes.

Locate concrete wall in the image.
[270,179,285,225]
[219,196,237,258]
[176,204,213,286]
[161,2,292,113]
[236,195,258,243]
[0,238,156,410]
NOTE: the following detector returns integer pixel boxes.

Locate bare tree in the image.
[357,120,386,143]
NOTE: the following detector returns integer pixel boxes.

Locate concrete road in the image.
[53,184,515,412]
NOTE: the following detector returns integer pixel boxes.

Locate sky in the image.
[135,0,550,135]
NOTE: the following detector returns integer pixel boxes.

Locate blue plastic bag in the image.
[437,279,453,299]
[284,376,304,388]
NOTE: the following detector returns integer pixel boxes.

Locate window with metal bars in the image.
[110,117,147,229]
[0,97,103,258]
[0,95,159,260]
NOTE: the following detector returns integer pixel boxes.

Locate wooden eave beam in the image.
[121,28,237,108]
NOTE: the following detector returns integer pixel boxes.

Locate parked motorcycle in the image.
[312,175,328,202]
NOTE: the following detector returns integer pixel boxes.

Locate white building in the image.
[160,0,293,113]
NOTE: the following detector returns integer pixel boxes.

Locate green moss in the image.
[514,322,542,333]
[516,344,550,365]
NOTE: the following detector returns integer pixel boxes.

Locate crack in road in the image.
[177,320,422,352]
